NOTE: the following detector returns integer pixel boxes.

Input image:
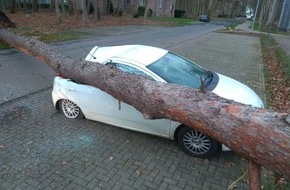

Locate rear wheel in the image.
[177,126,220,158]
[60,99,84,119]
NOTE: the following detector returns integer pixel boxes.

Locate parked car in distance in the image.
[199,14,210,22]
[52,45,264,158]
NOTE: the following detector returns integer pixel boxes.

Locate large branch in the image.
[0,29,289,180]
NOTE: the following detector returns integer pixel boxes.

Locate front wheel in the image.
[59,99,84,119]
[177,126,220,158]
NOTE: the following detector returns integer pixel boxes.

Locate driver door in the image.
[106,61,171,138]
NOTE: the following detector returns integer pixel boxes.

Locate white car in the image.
[52,45,264,158]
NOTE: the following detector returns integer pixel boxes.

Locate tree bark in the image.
[93,0,101,20]
[9,0,16,13]
[248,161,261,190]
[0,29,289,180]
[266,0,278,26]
[55,0,62,23]
[81,0,89,25]
[32,0,38,12]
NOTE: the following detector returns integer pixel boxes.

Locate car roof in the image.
[85,45,168,66]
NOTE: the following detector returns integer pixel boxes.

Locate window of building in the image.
[159,0,163,8]
[139,0,144,6]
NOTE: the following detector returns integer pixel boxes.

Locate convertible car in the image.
[52,45,264,158]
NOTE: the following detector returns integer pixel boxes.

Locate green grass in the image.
[0,40,11,49]
[251,21,289,35]
[38,31,82,43]
[226,20,244,30]
[147,17,197,26]
[12,27,85,43]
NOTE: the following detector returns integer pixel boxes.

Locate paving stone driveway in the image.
[0,31,264,190]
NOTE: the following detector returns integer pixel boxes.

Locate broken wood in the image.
[248,160,262,190]
[0,28,289,181]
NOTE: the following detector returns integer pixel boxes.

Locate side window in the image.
[106,61,149,77]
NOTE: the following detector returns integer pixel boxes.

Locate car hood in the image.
[212,73,264,108]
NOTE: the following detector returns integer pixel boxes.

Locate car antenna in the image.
[80,45,97,60]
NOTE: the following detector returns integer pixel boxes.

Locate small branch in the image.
[228,170,248,189]
[248,160,262,190]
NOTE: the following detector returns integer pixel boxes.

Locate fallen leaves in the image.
[265,48,290,113]
[7,11,156,35]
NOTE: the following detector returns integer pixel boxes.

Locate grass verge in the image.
[260,34,290,107]
[11,27,87,43]
[251,21,289,35]
[0,40,11,49]
[260,34,277,107]
[147,17,196,26]
[260,34,290,190]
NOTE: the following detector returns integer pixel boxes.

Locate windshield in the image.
[147,52,212,89]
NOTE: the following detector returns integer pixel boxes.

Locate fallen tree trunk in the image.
[0,29,289,180]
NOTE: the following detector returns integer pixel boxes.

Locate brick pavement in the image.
[0,29,266,190]
[0,88,249,190]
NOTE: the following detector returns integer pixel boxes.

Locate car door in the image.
[62,79,124,126]
[106,61,171,138]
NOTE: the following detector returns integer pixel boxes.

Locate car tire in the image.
[177,126,220,158]
[59,99,84,119]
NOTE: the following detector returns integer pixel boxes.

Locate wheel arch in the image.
[55,99,61,110]
[174,124,186,142]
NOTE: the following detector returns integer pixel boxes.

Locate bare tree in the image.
[32,0,38,12]
[265,0,278,26]
[229,0,239,17]
[23,0,27,10]
[92,0,101,20]
[50,0,55,11]
[55,0,62,23]
[9,0,16,13]
[81,0,89,25]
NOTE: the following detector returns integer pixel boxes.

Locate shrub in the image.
[174,10,186,18]
[137,6,145,17]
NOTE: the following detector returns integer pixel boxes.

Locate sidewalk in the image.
[237,20,290,57]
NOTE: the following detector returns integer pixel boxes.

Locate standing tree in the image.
[55,0,62,23]
[81,0,89,25]
[32,0,38,12]
[9,0,16,13]
[50,0,55,11]
[92,0,101,20]
[265,0,278,26]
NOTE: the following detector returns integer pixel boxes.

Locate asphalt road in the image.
[0,22,224,104]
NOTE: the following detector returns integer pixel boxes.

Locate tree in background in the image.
[9,0,16,13]
[92,0,101,20]
[32,0,38,12]
[81,0,89,25]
